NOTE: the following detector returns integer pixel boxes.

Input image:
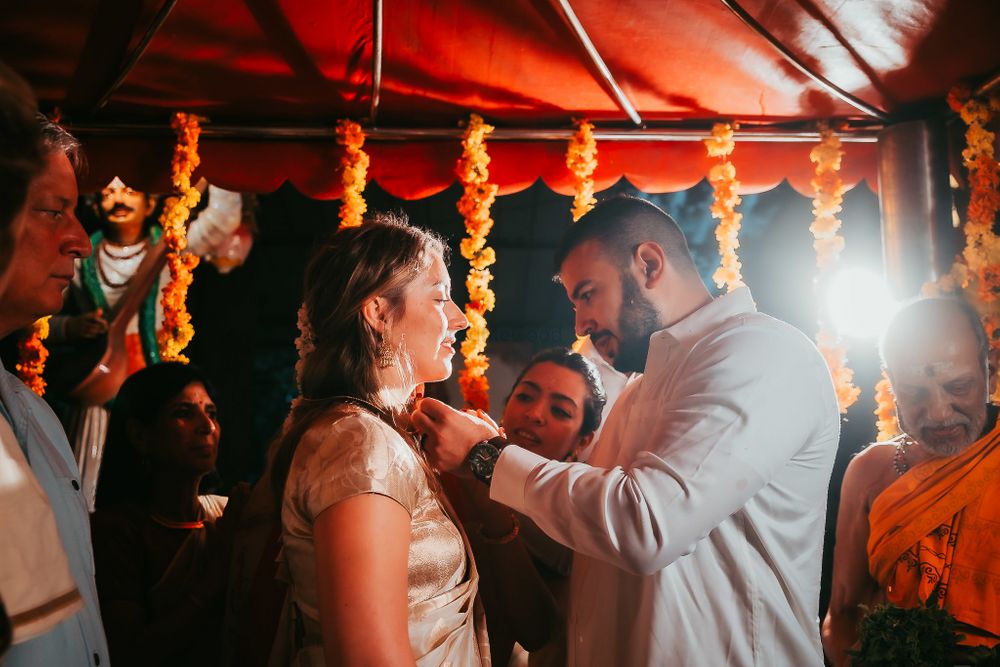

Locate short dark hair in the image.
[37,113,84,174]
[506,347,607,436]
[96,363,218,509]
[553,196,698,279]
[880,296,989,371]
[0,63,42,272]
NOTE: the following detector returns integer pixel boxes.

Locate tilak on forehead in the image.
[899,361,956,378]
[105,176,126,190]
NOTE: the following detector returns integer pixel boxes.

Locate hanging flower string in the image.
[567,119,598,221]
[567,119,599,353]
[810,124,859,413]
[704,123,744,291]
[924,86,1000,401]
[456,114,498,411]
[158,112,203,364]
[16,317,51,396]
[874,372,900,441]
[336,119,369,228]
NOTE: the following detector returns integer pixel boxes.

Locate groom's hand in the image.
[411,398,498,476]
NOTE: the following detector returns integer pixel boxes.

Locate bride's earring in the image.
[377,328,394,369]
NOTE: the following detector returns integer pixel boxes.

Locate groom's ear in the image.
[361,295,389,332]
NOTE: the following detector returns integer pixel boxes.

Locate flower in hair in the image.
[294,304,316,391]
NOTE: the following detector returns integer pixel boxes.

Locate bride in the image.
[268,213,489,666]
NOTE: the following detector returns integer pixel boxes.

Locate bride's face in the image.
[395,251,468,384]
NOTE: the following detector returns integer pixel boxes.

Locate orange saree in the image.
[867,420,1000,647]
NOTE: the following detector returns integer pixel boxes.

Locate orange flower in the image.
[16,317,51,396]
[809,124,858,413]
[158,112,204,363]
[927,87,1000,401]
[704,123,744,291]
[874,372,900,441]
[336,119,369,228]
[456,114,498,411]
[566,119,598,221]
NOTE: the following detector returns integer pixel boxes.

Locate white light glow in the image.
[826,267,898,339]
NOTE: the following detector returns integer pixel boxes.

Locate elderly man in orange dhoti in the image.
[822,297,1000,665]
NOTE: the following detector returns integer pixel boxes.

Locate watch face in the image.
[468,441,500,482]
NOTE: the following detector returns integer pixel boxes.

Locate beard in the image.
[612,272,662,374]
[901,408,987,457]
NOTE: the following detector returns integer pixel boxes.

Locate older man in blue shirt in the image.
[0,116,109,666]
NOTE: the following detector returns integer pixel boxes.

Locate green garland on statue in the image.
[80,227,162,367]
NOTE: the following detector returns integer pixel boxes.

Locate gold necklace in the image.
[893,436,914,476]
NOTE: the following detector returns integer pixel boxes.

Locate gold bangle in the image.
[479,513,520,545]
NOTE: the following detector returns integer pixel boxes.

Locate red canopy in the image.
[3,0,997,197]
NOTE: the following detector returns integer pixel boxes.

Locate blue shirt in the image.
[0,361,109,666]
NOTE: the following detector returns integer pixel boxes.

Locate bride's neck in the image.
[374,367,415,411]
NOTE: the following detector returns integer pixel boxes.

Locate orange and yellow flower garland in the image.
[567,119,598,221]
[336,119,369,228]
[704,123,744,291]
[810,124,859,413]
[924,86,1000,401]
[158,112,203,364]
[456,114,498,411]
[873,372,900,441]
[566,119,599,353]
[16,317,51,396]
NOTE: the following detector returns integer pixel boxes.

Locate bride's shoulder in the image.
[303,403,407,456]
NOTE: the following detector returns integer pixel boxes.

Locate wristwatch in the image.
[466,436,508,484]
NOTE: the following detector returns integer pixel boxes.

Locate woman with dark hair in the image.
[455,347,606,667]
[269,212,488,665]
[91,361,244,666]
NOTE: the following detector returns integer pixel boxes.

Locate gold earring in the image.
[377,333,393,369]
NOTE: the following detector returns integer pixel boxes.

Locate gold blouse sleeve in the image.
[300,411,421,521]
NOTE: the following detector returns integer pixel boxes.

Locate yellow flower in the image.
[874,373,899,441]
[456,114,499,410]
[158,112,204,363]
[16,316,52,396]
[336,119,369,229]
[926,87,1000,403]
[567,119,598,221]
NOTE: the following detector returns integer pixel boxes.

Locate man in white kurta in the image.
[416,197,840,666]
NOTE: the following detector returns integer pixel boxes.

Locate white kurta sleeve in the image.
[491,322,834,576]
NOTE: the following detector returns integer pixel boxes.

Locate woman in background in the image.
[456,347,607,666]
[92,362,245,666]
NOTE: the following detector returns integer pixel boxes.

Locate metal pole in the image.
[550,0,643,127]
[719,0,888,121]
[92,0,179,112]
[370,0,383,124]
[877,119,958,298]
[64,122,879,142]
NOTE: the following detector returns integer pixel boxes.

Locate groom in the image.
[415,196,841,666]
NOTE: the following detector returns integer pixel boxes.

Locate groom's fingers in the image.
[414,397,452,421]
[410,409,436,434]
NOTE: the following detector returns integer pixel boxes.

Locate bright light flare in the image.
[826,267,897,339]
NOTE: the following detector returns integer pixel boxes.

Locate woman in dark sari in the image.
[91,362,245,666]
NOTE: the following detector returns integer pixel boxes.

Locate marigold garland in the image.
[456,114,498,411]
[16,317,51,396]
[567,119,598,221]
[704,123,744,291]
[925,86,1000,402]
[157,112,203,364]
[809,124,859,413]
[873,372,900,441]
[336,119,369,228]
